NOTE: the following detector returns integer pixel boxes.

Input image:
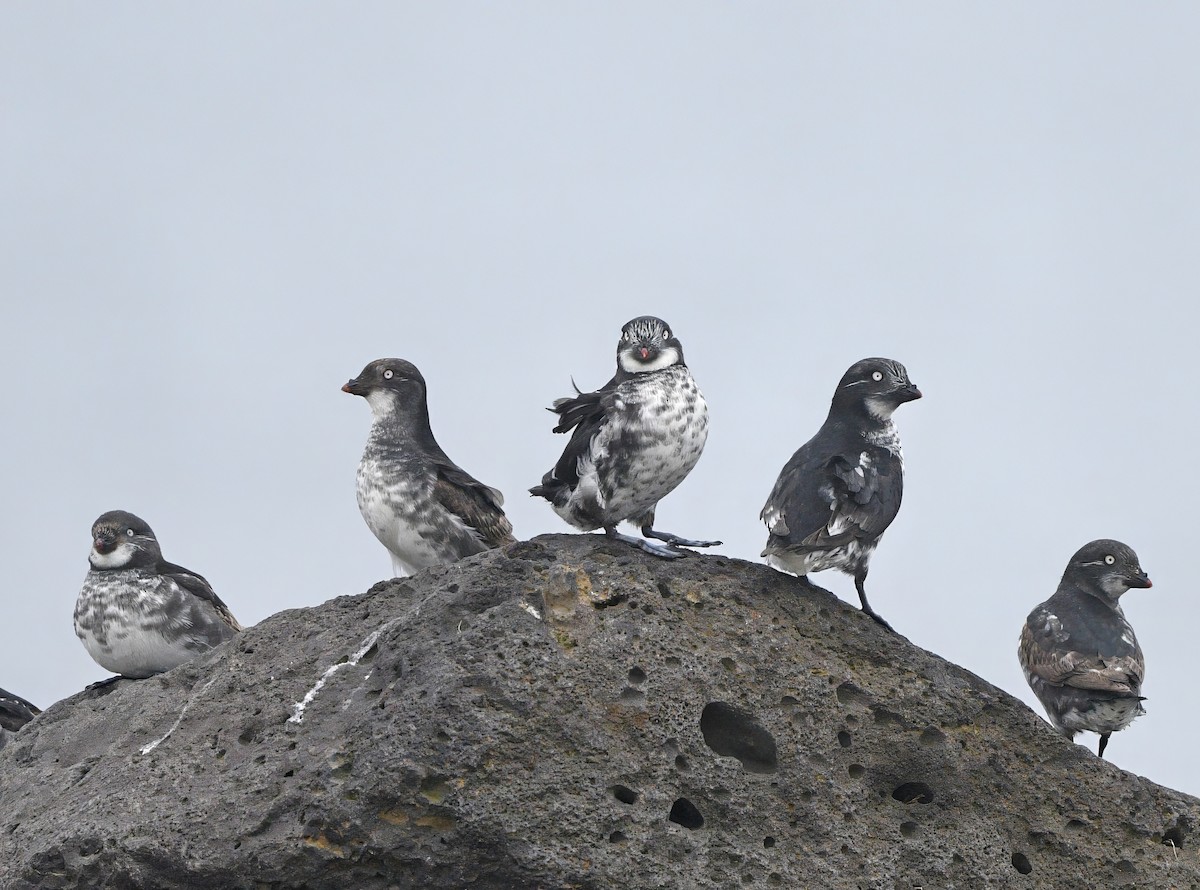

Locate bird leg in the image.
[853,567,895,632]
[605,526,684,559]
[640,525,722,549]
[1098,732,1111,759]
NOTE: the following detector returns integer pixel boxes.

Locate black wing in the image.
[762,436,902,553]
[1020,615,1143,695]
[545,375,620,488]
[0,687,39,732]
[1020,595,1144,694]
[157,559,243,632]
[430,451,516,548]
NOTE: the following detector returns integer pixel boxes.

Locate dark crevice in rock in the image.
[668,798,704,830]
[700,702,778,774]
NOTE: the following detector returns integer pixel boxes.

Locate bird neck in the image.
[368,392,436,446]
[1061,580,1124,610]
[826,399,892,433]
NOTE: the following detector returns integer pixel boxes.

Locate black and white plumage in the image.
[760,358,921,630]
[344,358,516,577]
[1019,539,1153,759]
[530,315,719,559]
[74,511,242,680]
[0,687,39,749]
[0,687,39,733]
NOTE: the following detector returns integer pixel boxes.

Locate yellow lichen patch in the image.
[684,588,705,604]
[377,808,409,825]
[419,776,450,804]
[415,812,458,830]
[303,833,347,857]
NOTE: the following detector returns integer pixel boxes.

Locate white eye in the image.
[383,369,394,380]
[871,371,883,382]
[662,330,670,340]
[126,529,134,537]
[1104,555,1115,565]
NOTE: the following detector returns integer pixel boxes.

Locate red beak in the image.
[639,347,649,359]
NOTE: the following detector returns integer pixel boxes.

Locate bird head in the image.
[1063,539,1152,601]
[89,510,161,570]
[342,359,428,419]
[616,316,684,375]
[833,358,921,420]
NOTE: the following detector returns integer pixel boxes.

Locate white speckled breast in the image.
[560,365,708,529]
[73,570,232,678]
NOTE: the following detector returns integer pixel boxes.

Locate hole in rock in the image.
[674,755,689,771]
[847,764,865,779]
[837,731,852,748]
[1161,820,1190,849]
[720,657,736,672]
[1065,819,1088,831]
[657,581,672,598]
[763,836,776,848]
[900,821,918,837]
[628,667,647,685]
[608,831,627,843]
[669,798,704,830]
[665,656,681,667]
[611,785,638,805]
[619,687,645,702]
[892,782,934,804]
[700,702,778,774]
[835,683,871,707]
[1011,852,1032,874]
[919,727,946,746]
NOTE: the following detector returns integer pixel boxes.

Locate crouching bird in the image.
[74,510,241,680]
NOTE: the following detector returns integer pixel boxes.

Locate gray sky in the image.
[4,5,1198,793]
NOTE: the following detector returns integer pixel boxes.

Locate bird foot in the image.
[85,676,124,693]
[606,529,685,559]
[640,527,722,549]
[861,607,895,633]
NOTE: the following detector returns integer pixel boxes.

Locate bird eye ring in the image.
[871,371,883,381]
[1104,555,1115,565]
[662,330,670,339]
[383,369,394,380]
[125,529,134,537]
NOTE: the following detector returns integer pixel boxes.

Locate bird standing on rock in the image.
[344,358,516,577]
[530,315,719,559]
[760,358,921,630]
[1019,539,1153,758]
[74,511,242,680]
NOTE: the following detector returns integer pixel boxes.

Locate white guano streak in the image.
[139,674,220,755]
[288,619,400,724]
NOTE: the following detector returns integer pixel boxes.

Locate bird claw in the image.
[606,529,685,559]
[641,528,722,549]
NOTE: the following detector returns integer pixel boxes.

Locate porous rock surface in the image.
[1,534,1196,889]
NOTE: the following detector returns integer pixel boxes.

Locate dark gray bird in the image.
[0,687,39,749]
[344,358,516,577]
[0,687,39,732]
[1019,539,1153,758]
[760,357,921,630]
[530,315,719,559]
[74,511,242,680]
